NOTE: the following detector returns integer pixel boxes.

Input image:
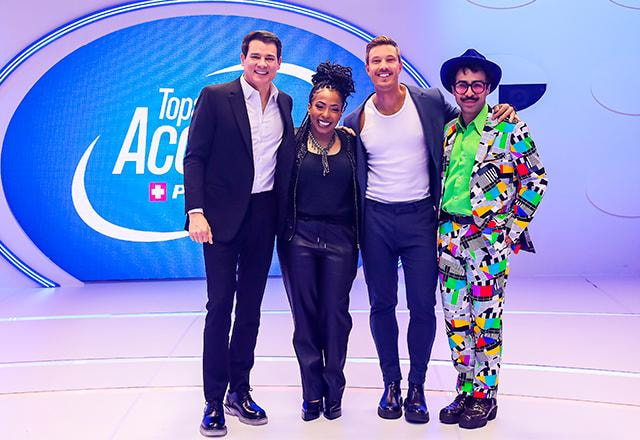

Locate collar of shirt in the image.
[240,74,279,105]
[456,104,489,135]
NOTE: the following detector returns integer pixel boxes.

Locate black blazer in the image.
[183,77,295,242]
[344,85,459,228]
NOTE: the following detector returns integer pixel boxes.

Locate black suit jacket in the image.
[344,85,459,228]
[183,77,295,242]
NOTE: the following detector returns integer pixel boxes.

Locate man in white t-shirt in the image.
[344,36,515,424]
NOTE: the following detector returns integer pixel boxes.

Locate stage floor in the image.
[1,272,639,439]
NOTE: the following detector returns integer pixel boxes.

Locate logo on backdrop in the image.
[1,15,374,281]
[70,63,315,243]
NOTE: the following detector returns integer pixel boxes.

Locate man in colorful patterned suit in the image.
[436,49,547,429]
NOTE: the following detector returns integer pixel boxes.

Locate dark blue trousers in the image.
[361,197,439,385]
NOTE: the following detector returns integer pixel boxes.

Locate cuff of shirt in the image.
[188,208,204,215]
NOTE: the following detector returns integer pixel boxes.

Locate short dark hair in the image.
[241,30,282,59]
[365,36,400,64]
[453,62,494,91]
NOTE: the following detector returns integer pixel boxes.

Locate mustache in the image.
[461,97,479,102]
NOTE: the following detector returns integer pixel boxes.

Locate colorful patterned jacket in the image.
[442,108,548,253]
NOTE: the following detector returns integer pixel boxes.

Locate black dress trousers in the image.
[202,191,277,402]
[278,218,357,403]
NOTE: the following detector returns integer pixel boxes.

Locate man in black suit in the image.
[344,36,514,425]
[184,30,294,437]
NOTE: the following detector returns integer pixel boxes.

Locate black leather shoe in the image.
[323,399,342,420]
[224,389,268,426]
[403,382,429,423]
[200,401,227,437]
[301,400,322,421]
[459,397,497,429]
[377,380,402,419]
[439,394,469,424]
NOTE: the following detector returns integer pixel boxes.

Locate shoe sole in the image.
[439,413,461,424]
[301,411,321,422]
[458,406,498,429]
[223,405,268,426]
[324,410,342,420]
[199,425,227,437]
[404,411,429,424]
[377,407,402,419]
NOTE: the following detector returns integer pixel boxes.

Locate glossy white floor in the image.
[1,272,639,439]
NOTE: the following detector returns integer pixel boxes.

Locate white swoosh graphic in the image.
[71,64,313,242]
[72,136,188,242]
[207,63,315,84]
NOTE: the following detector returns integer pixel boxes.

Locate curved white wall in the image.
[1,0,639,287]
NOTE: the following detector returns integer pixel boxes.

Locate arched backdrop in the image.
[1,0,638,286]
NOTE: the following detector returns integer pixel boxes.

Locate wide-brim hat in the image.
[440,48,502,94]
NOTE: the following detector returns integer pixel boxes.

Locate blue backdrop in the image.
[1,15,373,281]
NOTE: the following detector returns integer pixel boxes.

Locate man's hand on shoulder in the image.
[492,103,520,123]
[189,212,213,244]
[337,126,356,137]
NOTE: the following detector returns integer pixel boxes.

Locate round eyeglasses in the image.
[454,81,490,95]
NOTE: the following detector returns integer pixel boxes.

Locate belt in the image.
[366,196,431,207]
[440,211,475,225]
[366,196,432,214]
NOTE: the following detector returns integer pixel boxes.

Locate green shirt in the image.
[441,104,489,215]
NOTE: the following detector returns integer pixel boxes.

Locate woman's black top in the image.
[296,146,355,225]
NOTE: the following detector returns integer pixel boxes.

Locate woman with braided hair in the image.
[277,61,358,422]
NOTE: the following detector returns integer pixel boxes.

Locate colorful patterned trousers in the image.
[437,219,511,399]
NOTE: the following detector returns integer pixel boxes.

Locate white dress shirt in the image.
[188,76,284,215]
[240,74,284,194]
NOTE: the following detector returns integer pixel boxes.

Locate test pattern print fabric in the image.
[438,219,510,398]
[438,109,547,398]
[442,110,548,251]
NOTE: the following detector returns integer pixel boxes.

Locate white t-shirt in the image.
[360,91,430,203]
